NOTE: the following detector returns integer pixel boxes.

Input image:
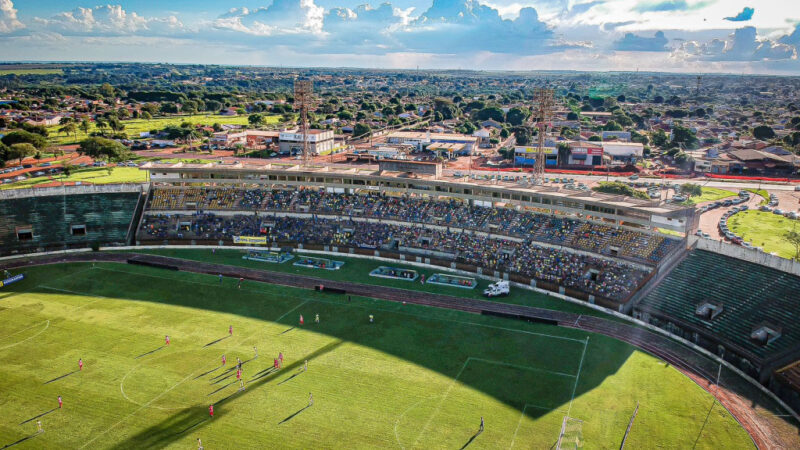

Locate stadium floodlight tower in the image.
[293,77,314,166]
[533,87,555,185]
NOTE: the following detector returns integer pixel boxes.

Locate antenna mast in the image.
[293,78,313,166]
[533,87,555,184]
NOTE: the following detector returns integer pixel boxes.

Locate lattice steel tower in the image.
[293,78,313,166]
[533,88,555,184]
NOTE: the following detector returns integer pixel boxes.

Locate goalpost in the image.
[557,416,584,450]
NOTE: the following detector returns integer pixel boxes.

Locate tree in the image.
[785,225,800,261]
[603,120,623,131]
[510,126,533,146]
[566,111,579,121]
[141,111,152,121]
[680,183,702,198]
[8,143,36,164]
[79,119,91,136]
[77,137,130,162]
[353,123,371,137]
[592,182,649,200]
[1,130,48,150]
[588,135,602,142]
[95,118,108,135]
[671,124,698,149]
[476,107,505,122]
[100,82,115,98]
[505,107,529,126]
[248,114,265,127]
[752,125,775,141]
[650,128,670,149]
[59,123,77,139]
[557,142,571,166]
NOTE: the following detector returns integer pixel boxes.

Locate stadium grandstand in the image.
[0,185,145,256]
[635,248,800,411]
[1,162,799,426]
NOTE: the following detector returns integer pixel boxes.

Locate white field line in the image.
[38,286,103,312]
[0,266,94,305]
[0,320,48,341]
[81,371,197,449]
[394,397,432,450]
[94,267,585,344]
[468,357,578,379]
[509,404,529,450]
[0,320,49,351]
[119,365,195,412]
[509,403,569,449]
[412,358,471,448]
[566,337,590,418]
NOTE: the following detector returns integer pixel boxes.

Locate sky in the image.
[0,0,799,74]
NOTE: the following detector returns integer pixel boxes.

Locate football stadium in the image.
[1,163,799,449]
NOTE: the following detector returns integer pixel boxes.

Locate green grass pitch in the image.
[0,261,753,449]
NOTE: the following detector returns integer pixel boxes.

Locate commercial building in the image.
[279,129,336,155]
[514,146,557,166]
[601,142,644,163]
[569,142,604,166]
[386,131,478,155]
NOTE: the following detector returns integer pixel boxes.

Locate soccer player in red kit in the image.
[58,396,62,409]
[299,315,304,325]
[222,354,226,366]
[229,325,233,336]
[165,335,170,346]
[209,405,214,418]
[78,358,83,371]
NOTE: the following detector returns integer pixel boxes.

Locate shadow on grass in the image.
[19,408,57,425]
[203,335,230,348]
[135,345,165,359]
[277,370,303,385]
[44,370,77,384]
[114,341,343,448]
[279,405,310,424]
[459,430,481,449]
[0,432,39,449]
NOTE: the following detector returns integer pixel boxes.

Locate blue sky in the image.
[1,0,798,74]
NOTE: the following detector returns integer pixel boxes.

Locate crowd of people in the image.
[147,187,680,265]
[138,214,648,301]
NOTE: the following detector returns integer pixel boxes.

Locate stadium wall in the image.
[689,235,800,276]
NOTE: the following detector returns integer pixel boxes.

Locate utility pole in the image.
[293,78,313,167]
[533,87,555,184]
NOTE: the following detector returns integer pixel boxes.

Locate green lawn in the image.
[683,187,738,205]
[46,114,281,146]
[0,262,752,449]
[728,210,800,259]
[0,68,63,75]
[1,167,147,190]
[129,248,606,317]
[745,189,770,206]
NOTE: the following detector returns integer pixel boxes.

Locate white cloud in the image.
[676,26,797,61]
[213,0,325,36]
[0,0,24,33]
[33,5,184,36]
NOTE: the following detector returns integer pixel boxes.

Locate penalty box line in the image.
[509,403,569,449]
[413,356,578,447]
[93,266,586,346]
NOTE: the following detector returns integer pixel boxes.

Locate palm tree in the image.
[79,119,91,137]
[182,128,200,152]
[95,118,107,135]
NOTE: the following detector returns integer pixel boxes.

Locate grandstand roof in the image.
[637,250,800,365]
